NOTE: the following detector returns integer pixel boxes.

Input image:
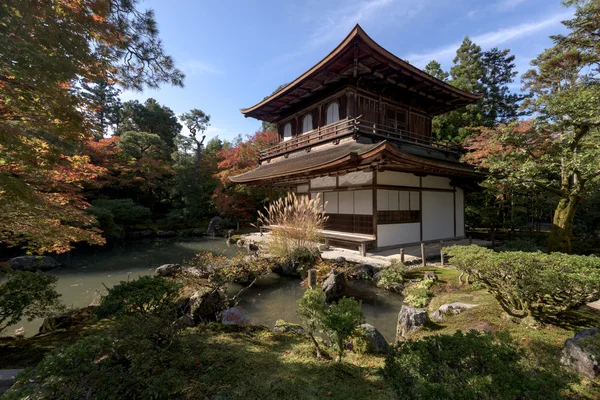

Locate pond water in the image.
[11,239,403,341]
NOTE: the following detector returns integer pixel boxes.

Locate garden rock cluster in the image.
[222,307,252,326]
[561,328,600,379]
[273,320,307,335]
[155,263,182,277]
[396,304,429,339]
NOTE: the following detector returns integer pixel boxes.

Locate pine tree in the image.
[481,48,526,125]
[117,99,182,150]
[81,80,122,139]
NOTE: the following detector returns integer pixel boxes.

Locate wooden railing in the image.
[259,116,461,161]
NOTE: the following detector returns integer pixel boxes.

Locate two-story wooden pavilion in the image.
[231,25,482,254]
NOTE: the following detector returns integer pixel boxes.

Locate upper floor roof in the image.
[241,25,481,123]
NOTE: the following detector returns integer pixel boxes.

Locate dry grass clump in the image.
[258,192,328,258]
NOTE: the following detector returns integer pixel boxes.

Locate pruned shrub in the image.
[384,330,572,400]
[95,276,182,319]
[376,261,407,291]
[0,270,63,333]
[297,289,364,362]
[403,279,434,308]
[258,192,327,262]
[444,245,600,319]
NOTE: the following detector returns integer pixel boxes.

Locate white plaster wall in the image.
[422,191,455,241]
[377,223,421,247]
[338,171,373,186]
[311,176,336,189]
[422,176,452,190]
[410,191,420,210]
[377,189,389,211]
[377,171,420,187]
[324,192,338,213]
[338,191,354,214]
[399,191,409,210]
[354,190,373,215]
[297,184,309,193]
[455,188,465,237]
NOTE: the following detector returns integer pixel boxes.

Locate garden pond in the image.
[10,238,404,340]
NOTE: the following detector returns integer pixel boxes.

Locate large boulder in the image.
[396,304,430,339]
[187,288,221,322]
[7,256,60,272]
[273,320,306,335]
[222,307,252,326]
[38,313,75,334]
[322,270,346,303]
[354,323,389,354]
[207,216,224,237]
[561,328,600,379]
[431,302,477,322]
[155,263,181,277]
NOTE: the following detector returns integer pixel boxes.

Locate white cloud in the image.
[406,11,571,68]
[181,60,223,75]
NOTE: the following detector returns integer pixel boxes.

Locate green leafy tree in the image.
[118,131,170,160]
[0,270,63,333]
[0,0,183,253]
[297,289,328,359]
[323,297,364,362]
[117,98,183,150]
[520,0,600,253]
[180,109,211,185]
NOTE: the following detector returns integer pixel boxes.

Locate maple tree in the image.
[0,0,183,253]
[214,130,279,220]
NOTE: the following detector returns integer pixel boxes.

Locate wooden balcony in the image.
[259,116,461,161]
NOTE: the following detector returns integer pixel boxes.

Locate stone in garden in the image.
[38,313,75,334]
[431,302,477,322]
[335,256,346,264]
[273,320,306,335]
[236,239,245,247]
[396,304,430,339]
[7,256,61,272]
[355,323,389,354]
[247,242,259,253]
[155,263,181,277]
[423,271,437,281]
[222,307,252,326]
[188,287,221,322]
[561,328,600,379]
[0,369,24,396]
[322,270,346,303]
[207,216,223,237]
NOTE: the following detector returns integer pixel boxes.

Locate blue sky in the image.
[122,0,572,141]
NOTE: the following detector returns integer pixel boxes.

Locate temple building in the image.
[231,25,482,255]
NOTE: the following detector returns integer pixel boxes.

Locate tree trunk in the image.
[547,195,578,253]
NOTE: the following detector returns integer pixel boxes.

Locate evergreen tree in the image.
[424,60,449,81]
[117,99,182,150]
[481,48,526,124]
[81,79,122,139]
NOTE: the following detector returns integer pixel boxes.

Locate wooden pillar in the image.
[421,243,425,268]
[439,241,444,266]
[400,248,405,264]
